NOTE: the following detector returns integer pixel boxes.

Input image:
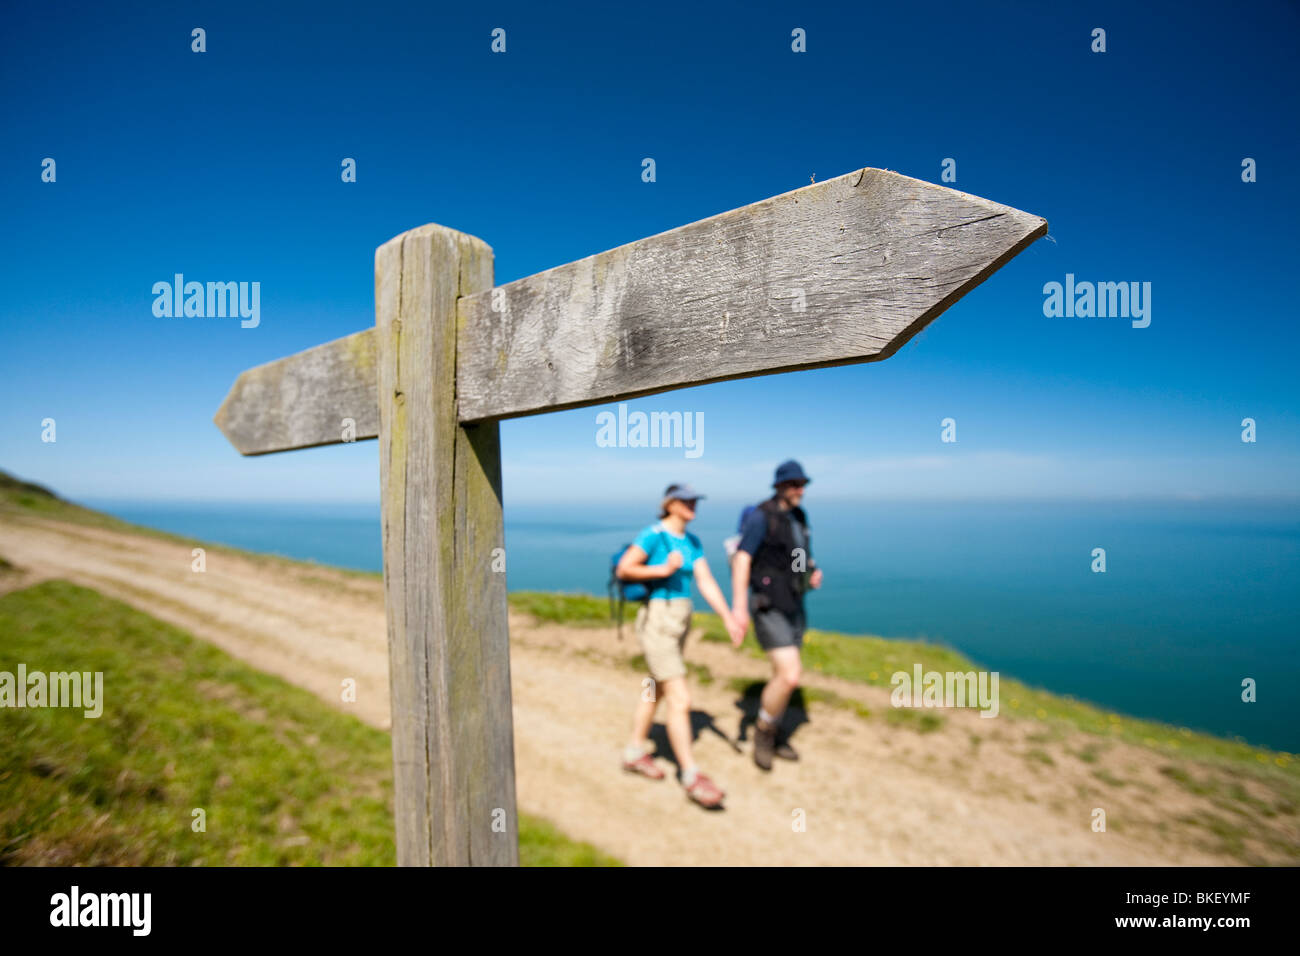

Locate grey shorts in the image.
[750,596,806,651]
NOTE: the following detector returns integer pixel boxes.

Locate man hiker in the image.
[730,460,823,770]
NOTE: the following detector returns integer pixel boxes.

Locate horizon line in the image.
[75,493,1300,508]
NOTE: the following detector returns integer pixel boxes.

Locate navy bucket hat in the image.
[772,460,811,487]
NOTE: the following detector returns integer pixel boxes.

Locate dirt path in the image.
[0,513,1255,865]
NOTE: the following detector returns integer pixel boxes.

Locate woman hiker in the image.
[617,482,745,808]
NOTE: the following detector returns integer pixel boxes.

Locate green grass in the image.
[0,580,620,866]
[1,469,169,537]
[884,707,944,733]
[509,590,633,626]
[1092,768,1127,788]
[1023,748,1056,767]
[1073,745,1101,764]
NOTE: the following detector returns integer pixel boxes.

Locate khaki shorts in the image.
[635,597,694,682]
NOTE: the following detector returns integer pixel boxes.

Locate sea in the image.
[86,497,1299,753]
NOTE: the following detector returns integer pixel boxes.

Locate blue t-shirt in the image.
[737,508,768,557]
[632,522,705,600]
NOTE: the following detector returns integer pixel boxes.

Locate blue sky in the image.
[2,0,1297,505]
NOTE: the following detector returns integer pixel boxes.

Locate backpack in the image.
[726,500,810,613]
[607,530,672,639]
[723,504,760,565]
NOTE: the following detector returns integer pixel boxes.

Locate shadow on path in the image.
[732,681,809,745]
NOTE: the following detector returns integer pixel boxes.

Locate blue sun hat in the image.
[772,460,811,487]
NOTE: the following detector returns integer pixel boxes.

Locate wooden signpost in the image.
[214,167,1047,866]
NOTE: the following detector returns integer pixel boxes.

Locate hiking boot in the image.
[622,753,665,780]
[754,720,776,771]
[685,773,725,808]
[774,738,799,761]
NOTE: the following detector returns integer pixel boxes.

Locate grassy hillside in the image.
[0,579,620,866]
[5,469,1296,863]
[1,470,132,529]
[0,469,381,581]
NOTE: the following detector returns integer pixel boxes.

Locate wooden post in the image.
[374,224,517,866]
[214,168,1048,867]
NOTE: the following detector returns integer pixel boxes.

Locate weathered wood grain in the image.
[455,167,1047,421]
[376,224,517,866]
[213,329,378,455]
[215,168,1046,451]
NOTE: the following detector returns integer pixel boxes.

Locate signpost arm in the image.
[375,224,517,866]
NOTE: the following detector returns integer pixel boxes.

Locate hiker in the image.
[617,483,743,809]
[730,460,823,770]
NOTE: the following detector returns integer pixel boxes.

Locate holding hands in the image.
[726,606,748,648]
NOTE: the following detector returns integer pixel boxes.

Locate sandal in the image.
[622,753,666,780]
[685,772,725,808]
